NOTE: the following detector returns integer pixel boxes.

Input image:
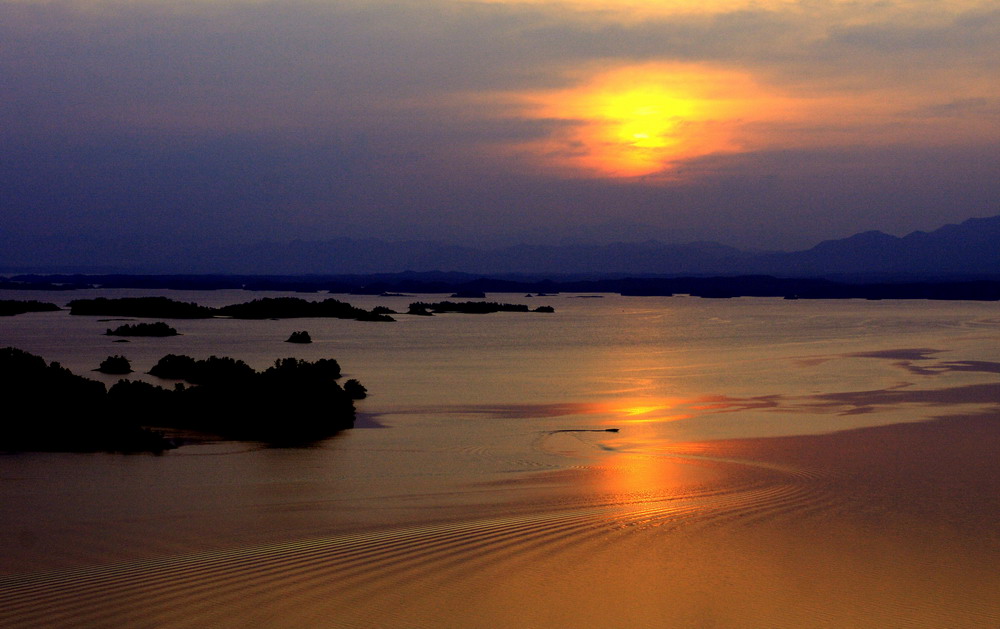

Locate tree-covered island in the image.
[69,296,394,322]
[97,355,132,374]
[217,297,394,321]
[1,347,365,453]
[286,331,312,343]
[70,296,214,318]
[106,322,179,337]
[407,301,555,315]
[0,300,61,316]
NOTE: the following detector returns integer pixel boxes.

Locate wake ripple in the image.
[0,456,838,629]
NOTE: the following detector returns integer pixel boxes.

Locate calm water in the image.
[2,292,999,627]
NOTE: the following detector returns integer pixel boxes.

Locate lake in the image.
[2,291,999,627]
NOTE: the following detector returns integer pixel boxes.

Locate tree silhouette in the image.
[98,355,132,374]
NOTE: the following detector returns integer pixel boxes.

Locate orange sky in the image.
[505,64,803,178]
[455,0,1000,179]
[2,0,998,250]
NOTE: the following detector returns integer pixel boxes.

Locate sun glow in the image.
[512,63,800,178]
[466,0,1000,22]
[467,0,801,19]
[598,88,695,146]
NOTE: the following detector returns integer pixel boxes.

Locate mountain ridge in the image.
[2,215,997,278]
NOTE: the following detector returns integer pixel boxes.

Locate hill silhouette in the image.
[3,214,998,280]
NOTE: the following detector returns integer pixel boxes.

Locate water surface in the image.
[1,293,998,627]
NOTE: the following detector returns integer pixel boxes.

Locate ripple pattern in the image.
[3,451,995,629]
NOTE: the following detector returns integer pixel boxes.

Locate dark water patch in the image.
[796,348,1000,379]
[808,383,1000,412]
[936,360,1000,374]
[547,428,620,434]
[847,348,942,361]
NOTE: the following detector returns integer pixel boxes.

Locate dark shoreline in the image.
[4,272,1000,301]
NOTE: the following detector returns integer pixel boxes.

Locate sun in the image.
[583,86,700,175]
[509,63,797,178]
[595,87,694,149]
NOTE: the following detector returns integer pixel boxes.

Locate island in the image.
[343,378,367,399]
[97,355,132,374]
[70,296,214,318]
[9,272,1000,301]
[217,297,394,321]
[407,301,555,315]
[1,347,169,452]
[145,353,362,442]
[0,347,366,453]
[106,322,179,337]
[286,330,312,343]
[0,300,61,316]
[69,296,394,322]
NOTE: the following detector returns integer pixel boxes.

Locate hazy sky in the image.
[3,0,999,254]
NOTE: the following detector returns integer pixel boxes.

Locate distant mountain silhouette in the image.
[215,215,999,278]
[757,216,1000,278]
[1,215,998,278]
[183,238,753,275]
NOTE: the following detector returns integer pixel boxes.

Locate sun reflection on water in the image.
[592,399,699,425]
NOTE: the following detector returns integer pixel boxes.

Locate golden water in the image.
[1,293,998,627]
